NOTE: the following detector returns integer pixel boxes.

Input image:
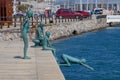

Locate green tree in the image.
[17,5,28,11]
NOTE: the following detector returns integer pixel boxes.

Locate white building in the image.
[18,0,59,13]
[58,0,120,12]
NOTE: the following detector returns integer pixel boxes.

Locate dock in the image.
[0,40,65,80]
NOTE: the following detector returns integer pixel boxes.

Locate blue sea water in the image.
[53,25,120,80]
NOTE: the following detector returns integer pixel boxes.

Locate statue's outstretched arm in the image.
[22,19,28,29]
[79,62,94,71]
[38,30,44,40]
[47,39,52,47]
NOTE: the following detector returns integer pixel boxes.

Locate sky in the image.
[56,0,120,3]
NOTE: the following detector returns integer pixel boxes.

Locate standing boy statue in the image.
[21,10,33,59]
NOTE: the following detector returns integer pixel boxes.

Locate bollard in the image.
[45,16,47,24]
[8,22,10,28]
[58,18,60,23]
[0,22,2,29]
[14,16,17,27]
[40,15,42,21]
[31,17,34,26]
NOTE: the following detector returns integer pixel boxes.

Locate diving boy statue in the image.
[59,54,94,71]
[21,10,33,59]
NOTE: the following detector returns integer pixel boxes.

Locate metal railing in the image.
[0,15,91,29]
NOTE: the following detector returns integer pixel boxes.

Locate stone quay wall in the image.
[0,28,21,41]
[0,15,119,41]
[44,15,119,40]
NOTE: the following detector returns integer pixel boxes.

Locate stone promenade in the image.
[0,40,65,80]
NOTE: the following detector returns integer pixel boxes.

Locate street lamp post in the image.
[95,0,98,8]
[64,2,66,8]
[68,0,69,8]
[107,0,109,10]
[13,0,17,15]
[87,0,89,11]
[80,0,82,10]
[36,0,38,13]
[74,2,77,11]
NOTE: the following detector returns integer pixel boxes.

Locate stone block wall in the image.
[0,15,119,41]
[44,15,109,40]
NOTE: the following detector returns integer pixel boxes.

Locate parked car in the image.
[33,13,45,18]
[75,11,90,18]
[94,8,103,14]
[14,13,24,17]
[55,8,83,19]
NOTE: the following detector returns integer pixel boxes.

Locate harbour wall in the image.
[0,15,119,41]
[44,15,119,40]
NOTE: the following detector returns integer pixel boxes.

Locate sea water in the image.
[53,25,120,80]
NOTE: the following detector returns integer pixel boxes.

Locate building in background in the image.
[15,0,60,16]
[0,0,12,24]
[58,0,120,13]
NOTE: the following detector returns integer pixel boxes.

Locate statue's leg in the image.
[51,49,58,61]
[59,54,71,67]
[23,35,30,59]
[43,47,58,61]
[39,39,43,46]
[33,39,40,47]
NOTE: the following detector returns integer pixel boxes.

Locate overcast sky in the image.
[56,0,120,3]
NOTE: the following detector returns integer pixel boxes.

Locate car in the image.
[14,13,24,17]
[94,8,103,14]
[55,8,83,19]
[75,11,90,18]
[33,13,39,17]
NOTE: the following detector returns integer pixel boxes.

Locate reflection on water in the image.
[53,25,120,80]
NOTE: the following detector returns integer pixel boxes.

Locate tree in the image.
[17,4,28,12]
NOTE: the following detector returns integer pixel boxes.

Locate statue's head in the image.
[80,59,86,63]
[39,22,45,28]
[26,10,33,18]
[45,31,51,38]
